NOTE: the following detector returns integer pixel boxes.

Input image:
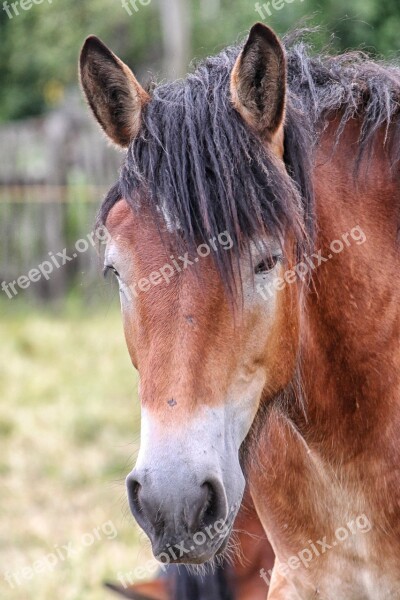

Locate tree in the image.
[0,0,399,123]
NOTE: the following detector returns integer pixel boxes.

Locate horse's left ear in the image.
[79,36,150,148]
[231,23,286,149]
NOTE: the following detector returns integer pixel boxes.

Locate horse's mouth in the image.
[154,521,233,566]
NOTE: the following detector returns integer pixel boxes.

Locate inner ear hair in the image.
[231,23,287,145]
[80,36,150,148]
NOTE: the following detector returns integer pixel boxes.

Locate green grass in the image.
[0,300,155,600]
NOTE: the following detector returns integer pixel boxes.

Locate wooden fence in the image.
[0,96,122,302]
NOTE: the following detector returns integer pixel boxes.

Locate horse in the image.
[80,22,400,599]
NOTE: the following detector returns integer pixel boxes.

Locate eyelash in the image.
[254,255,281,275]
[103,265,120,279]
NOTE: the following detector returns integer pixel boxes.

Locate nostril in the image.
[201,481,222,527]
[132,481,142,514]
[126,475,165,538]
[127,477,142,517]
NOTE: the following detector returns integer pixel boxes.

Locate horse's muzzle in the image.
[126,469,230,563]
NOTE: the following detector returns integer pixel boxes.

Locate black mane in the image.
[99,32,400,286]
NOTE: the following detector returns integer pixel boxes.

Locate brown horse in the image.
[80,22,400,599]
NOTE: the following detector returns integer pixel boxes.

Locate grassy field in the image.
[0,298,155,600]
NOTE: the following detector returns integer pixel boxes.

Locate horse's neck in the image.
[298,117,400,457]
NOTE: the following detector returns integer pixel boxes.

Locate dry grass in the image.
[0,300,155,600]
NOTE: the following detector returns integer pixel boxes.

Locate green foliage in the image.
[0,0,399,122]
[0,0,161,121]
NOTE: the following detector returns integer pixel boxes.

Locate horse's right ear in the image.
[79,36,150,148]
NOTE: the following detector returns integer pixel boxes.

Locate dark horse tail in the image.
[105,561,235,600]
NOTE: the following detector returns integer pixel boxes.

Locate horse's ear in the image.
[79,36,150,148]
[230,23,286,149]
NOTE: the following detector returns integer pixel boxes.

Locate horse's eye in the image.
[254,255,280,275]
[103,265,120,279]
